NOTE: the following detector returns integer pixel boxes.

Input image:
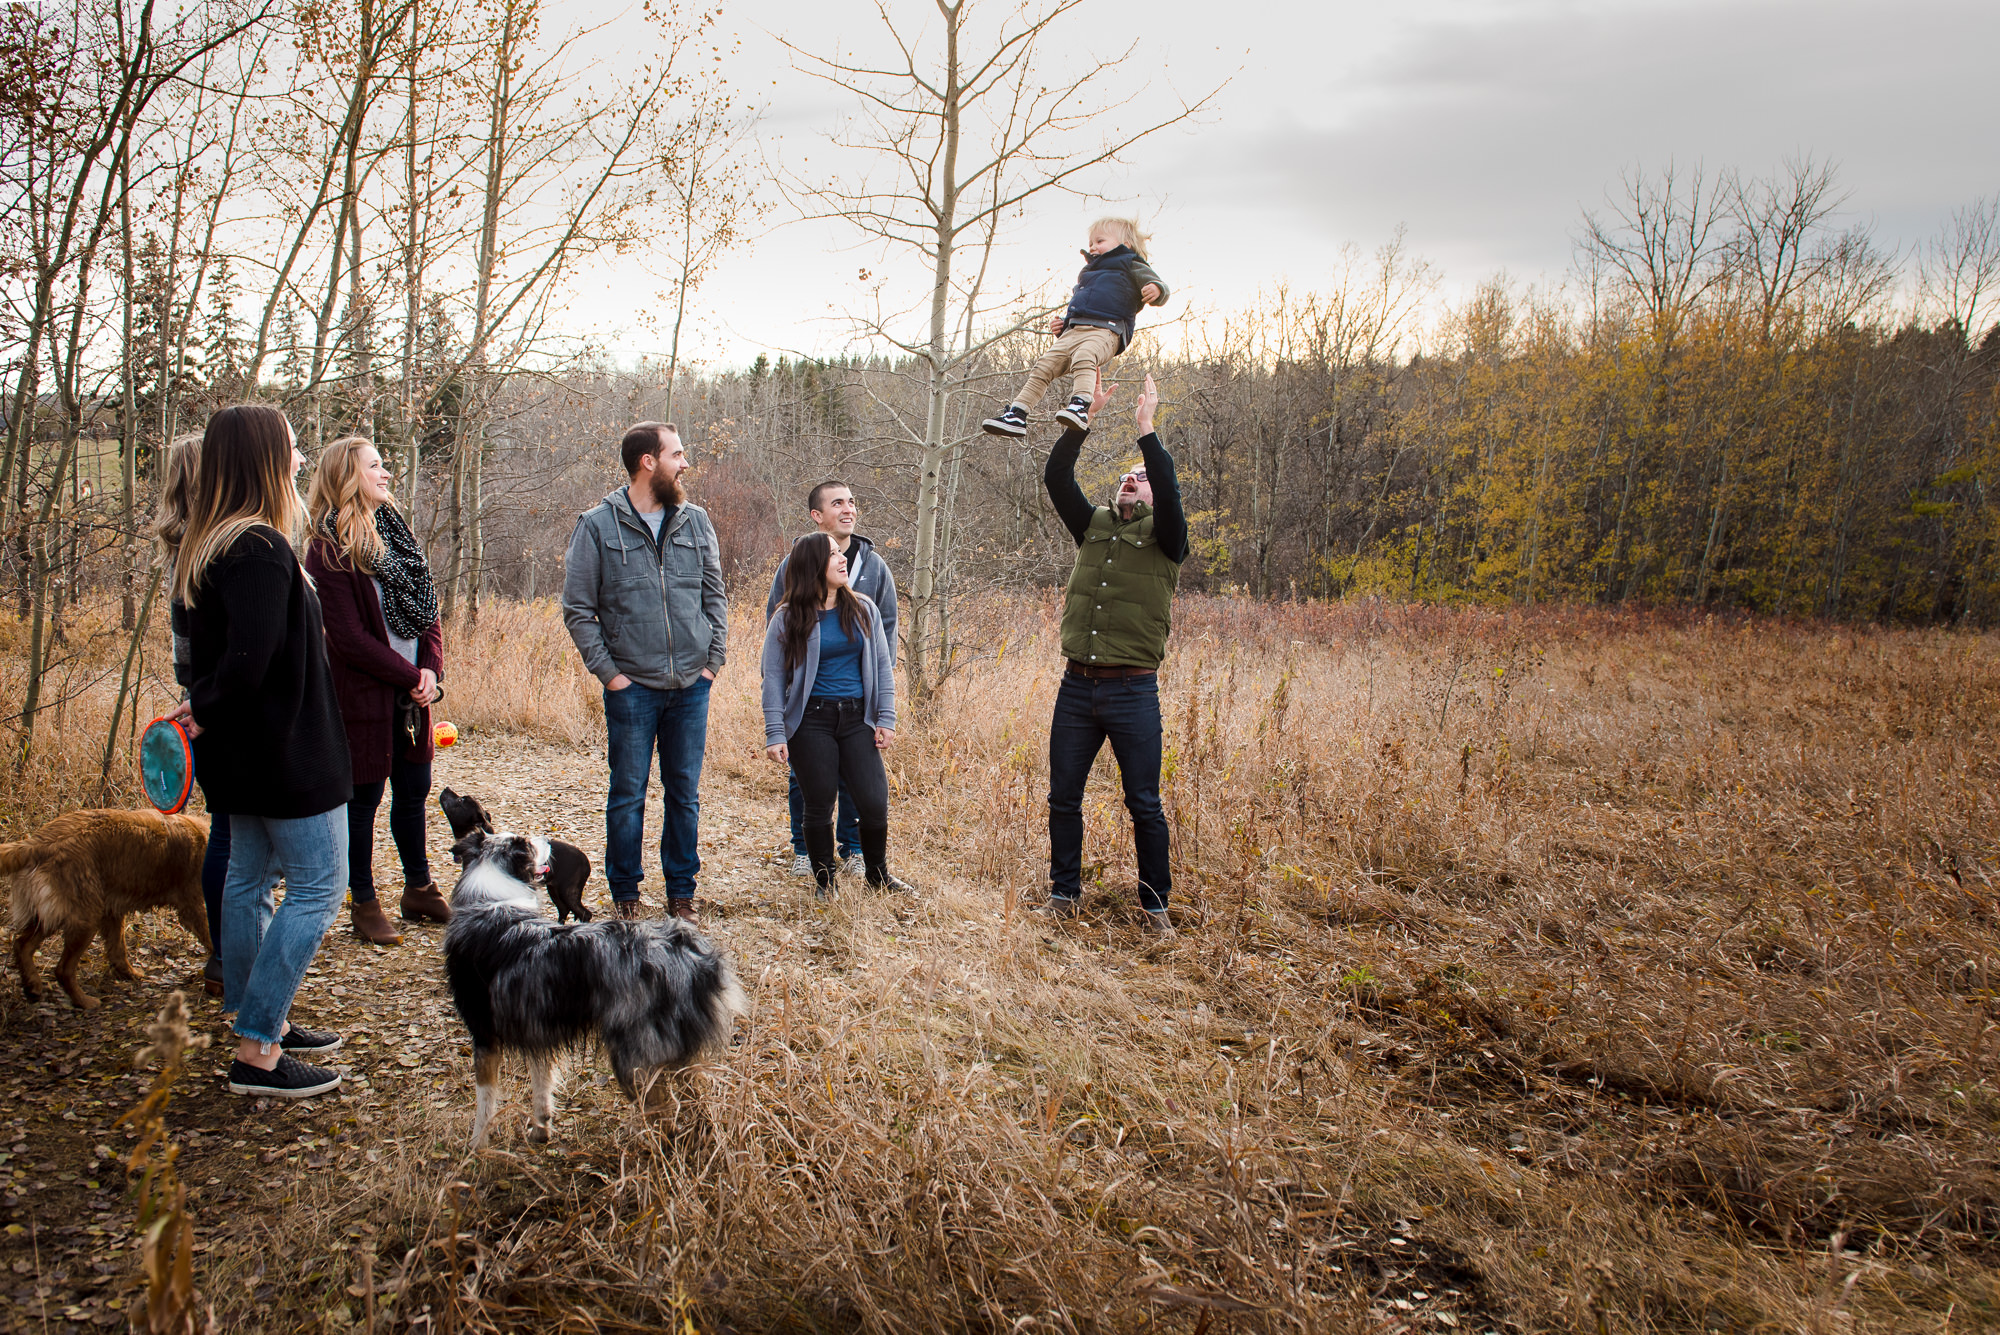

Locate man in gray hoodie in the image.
[764,479,898,877]
[562,421,728,923]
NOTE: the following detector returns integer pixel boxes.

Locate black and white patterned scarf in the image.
[372,504,439,640]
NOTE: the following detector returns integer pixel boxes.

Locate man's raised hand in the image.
[1136,374,1160,436]
[1091,380,1117,418]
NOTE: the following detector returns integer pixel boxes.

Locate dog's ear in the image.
[449,829,485,865]
[471,799,494,833]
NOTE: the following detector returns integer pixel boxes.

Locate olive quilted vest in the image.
[1060,505,1180,668]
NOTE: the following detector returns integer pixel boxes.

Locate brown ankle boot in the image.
[399,882,452,924]
[667,897,697,925]
[350,898,404,945]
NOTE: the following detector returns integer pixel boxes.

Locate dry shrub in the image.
[121,992,217,1335]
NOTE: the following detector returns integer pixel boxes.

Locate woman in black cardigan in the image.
[167,405,353,1101]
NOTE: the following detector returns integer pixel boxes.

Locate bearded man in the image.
[1038,374,1187,935]
[562,421,728,925]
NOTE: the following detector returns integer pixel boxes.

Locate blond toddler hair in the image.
[1088,216,1150,259]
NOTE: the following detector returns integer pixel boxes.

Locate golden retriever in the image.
[4,809,211,1009]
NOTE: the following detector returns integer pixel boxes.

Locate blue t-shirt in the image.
[810,607,866,699]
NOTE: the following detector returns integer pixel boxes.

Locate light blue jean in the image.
[221,808,348,1045]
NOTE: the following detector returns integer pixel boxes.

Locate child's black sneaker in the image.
[280,1023,341,1056]
[981,404,1029,438]
[1054,395,1091,430]
[226,1053,342,1099]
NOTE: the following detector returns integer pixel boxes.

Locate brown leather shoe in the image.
[613,899,644,921]
[399,882,453,924]
[350,898,404,945]
[667,898,697,925]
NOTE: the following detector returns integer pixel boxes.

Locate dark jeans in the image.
[604,677,711,902]
[790,698,888,840]
[201,812,230,953]
[1047,671,1170,912]
[788,766,861,857]
[347,755,434,902]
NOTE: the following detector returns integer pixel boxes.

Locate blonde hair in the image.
[153,433,205,564]
[172,405,306,607]
[1089,216,1150,259]
[306,435,388,571]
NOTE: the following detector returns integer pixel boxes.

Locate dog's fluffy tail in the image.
[0,840,38,880]
[603,923,747,1096]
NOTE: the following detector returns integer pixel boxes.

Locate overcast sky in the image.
[560,0,1999,370]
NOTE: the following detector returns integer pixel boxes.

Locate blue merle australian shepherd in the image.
[442,829,746,1148]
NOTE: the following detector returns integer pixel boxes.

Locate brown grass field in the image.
[1,593,1997,1333]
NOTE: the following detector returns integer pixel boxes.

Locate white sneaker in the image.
[840,853,867,877]
[789,853,811,877]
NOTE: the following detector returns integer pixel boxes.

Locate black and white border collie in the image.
[441,828,746,1148]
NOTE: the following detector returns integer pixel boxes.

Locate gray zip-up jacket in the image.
[562,486,728,690]
[764,532,898,658]
[760,594,896,746]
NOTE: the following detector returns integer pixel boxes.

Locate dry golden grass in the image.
[0,596,181,838]
[441,597,607,745]
[6,592,1998,1332]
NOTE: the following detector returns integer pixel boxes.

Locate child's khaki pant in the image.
[1013,325,1121,410]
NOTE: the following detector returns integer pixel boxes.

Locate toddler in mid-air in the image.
[982,217,1169,438]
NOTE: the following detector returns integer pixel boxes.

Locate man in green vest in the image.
[1040,374,1187,934]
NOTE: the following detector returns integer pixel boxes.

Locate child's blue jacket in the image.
[1061,245,1169,352]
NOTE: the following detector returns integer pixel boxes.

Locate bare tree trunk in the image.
[460,0,520,624]
[17,429,80,765]
[398,13,424,506]
[119,154,138,629]
[469,418,484,621]
[443,437,463,622]
[903,7,966,697]
[101,563,164,798]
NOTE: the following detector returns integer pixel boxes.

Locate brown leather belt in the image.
[1065,660,1157,679]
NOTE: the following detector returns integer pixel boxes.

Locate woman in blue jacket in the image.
[760,532,913,899]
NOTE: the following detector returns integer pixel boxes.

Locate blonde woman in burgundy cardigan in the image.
[305,437,447,943]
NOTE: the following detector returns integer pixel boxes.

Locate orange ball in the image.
[434,721,459,748]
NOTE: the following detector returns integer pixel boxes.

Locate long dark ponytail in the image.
[779,532,870,675]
